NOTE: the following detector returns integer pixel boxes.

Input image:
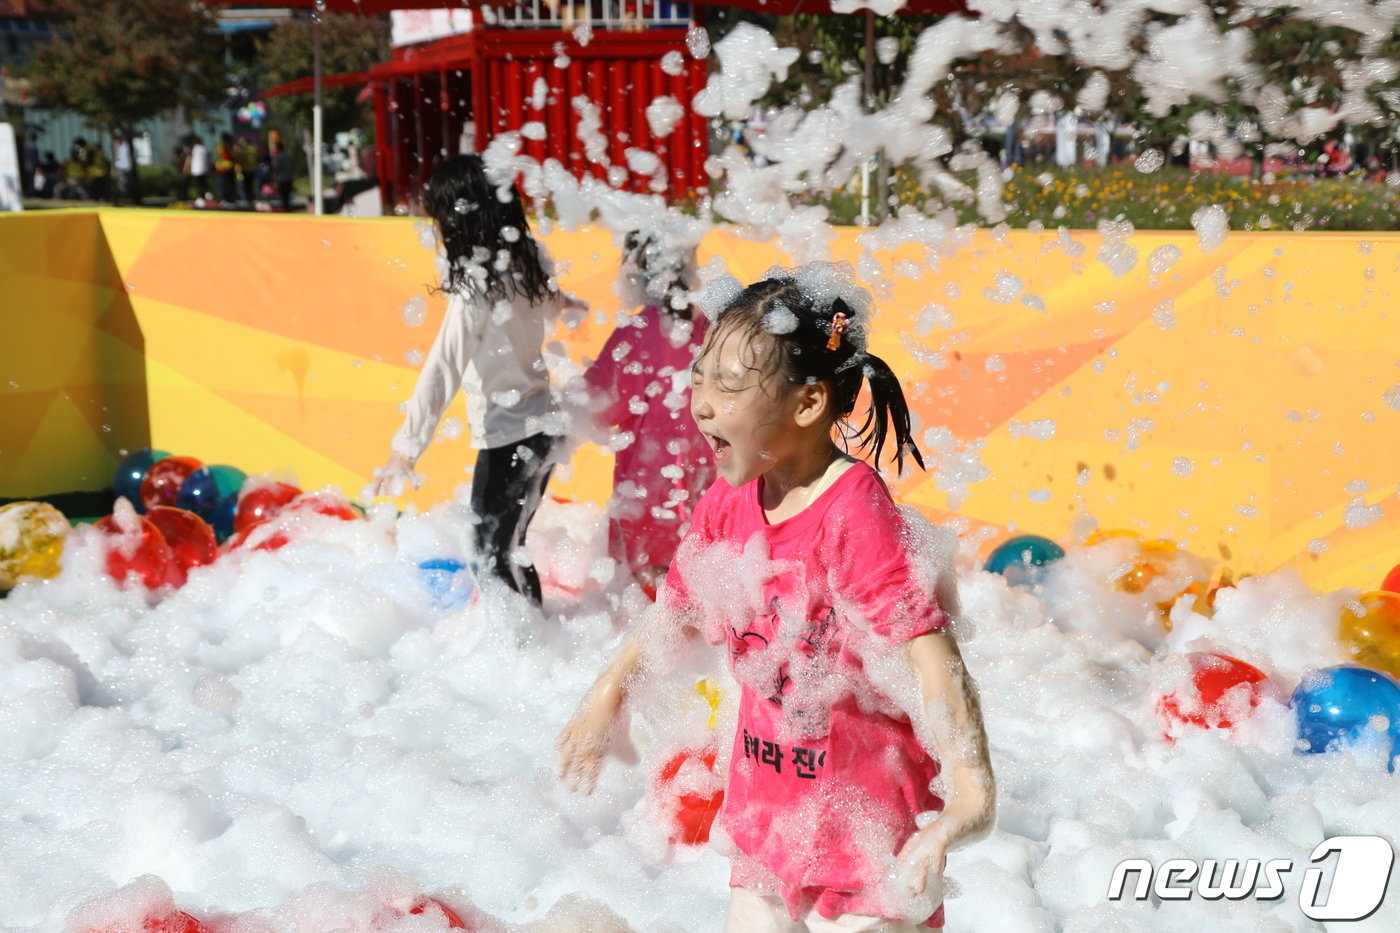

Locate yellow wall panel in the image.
[1,210,1396,592]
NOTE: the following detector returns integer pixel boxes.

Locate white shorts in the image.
[723,887,932,933]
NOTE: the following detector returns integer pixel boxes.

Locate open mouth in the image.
[707,434,731,463]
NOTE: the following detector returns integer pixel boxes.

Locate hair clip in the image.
[826,311,849,351]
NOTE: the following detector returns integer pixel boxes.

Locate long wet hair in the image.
[706,270,924,475]
[423,154,554,304]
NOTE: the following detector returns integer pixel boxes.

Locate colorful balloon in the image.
[1157,652,1268,735]
[655,746,724,846]
[984,534,1065,585]
[113,448,171,512]
[233,481,301,536]
[1338,591,1400,681]
[141,456,203,511]
[1292,664,1400,770]
[0,501,69,590]
[145,507,218,587]
[96,509,178,590]
[419,558,477,611]
[175,465,247,541]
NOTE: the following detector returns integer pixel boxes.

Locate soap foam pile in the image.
[1,497,1396,932]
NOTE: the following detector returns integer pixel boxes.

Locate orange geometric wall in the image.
[1,209,1396,593]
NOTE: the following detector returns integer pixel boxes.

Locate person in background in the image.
[214,133,237,204]
[186,135,210,201]
[581,225,713,597]
[172,143,189,202]
[368,154,586,606]
[20,132,39,198]
[34,150,60,198]
[270,133,295,212]
[86,140,111,202]
[235,137,259,204]
[111,131,133,205]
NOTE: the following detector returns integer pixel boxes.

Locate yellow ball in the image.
[0,501,69,590]
[1339,591,1400,680]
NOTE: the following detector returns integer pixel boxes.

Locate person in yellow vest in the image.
[235,137,258,203]
[85,142,111,202]
[215,133,237,204]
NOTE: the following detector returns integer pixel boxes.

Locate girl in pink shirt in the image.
[559,264,995,931]
[583,229,714,595]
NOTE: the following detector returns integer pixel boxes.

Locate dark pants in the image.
[470,432,555,605]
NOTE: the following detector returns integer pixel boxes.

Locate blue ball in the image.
[113,448,171,513]
[175,465,246,541]
[985,534,1065,585]
[1292,664,1400,771]
[419,558,476,611]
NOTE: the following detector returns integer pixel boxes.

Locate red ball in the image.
[655,747,724,846]
[82,909,206,933]
[233,481,301,536]
[409,899,469,930]
[1157,652,1268,733]
[140,457,203,512]
[96,513,178,590]
[1382,562,1400,597]
[286,491,358,521]
[145,507,217,587]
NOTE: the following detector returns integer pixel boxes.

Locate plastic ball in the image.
[1117,538,1179,594]
[408,899,469,930]
[984,534,1065,585]
[1157,652,1268,735]
[233,481,301,536]
[419,558,477,611]
[1381,561,1400,596]
[84,910,207,933]
[113,448,171,512]
[175,465,247,541]
[286,490,359,522]
[141,456,203,511]
[1155,567,1236,630]
[655,746,724,846]
[1292,664,1400,769]
[0,501,69,590]
[96,508,178,590]
[1339,591,1400,681]
[145,507,217,587]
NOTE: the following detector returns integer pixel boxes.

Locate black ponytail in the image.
[855,353,924,475]
[708,271,925,475]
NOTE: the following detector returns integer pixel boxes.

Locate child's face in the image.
[690,327,800,487]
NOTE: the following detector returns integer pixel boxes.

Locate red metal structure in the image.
[367,6,708,207]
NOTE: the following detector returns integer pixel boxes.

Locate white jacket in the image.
[391,271,561,459]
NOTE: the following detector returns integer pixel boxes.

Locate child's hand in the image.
[894,795,983,896]
[556,684,622,794]
[366,451,420,499]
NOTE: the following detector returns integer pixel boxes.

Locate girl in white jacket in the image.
[371,154,573,606]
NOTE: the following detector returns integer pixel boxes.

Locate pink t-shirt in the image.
[584,306,713,571]
[665,461,948,923]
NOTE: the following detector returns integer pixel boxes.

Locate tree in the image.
[256,12,390,141]
[27,0,226,204]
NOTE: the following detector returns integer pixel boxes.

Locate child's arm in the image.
[556,628,646,794]
[896,629,996,895]
[367,292,477,498]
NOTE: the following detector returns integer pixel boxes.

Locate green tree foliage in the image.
[27,0,225,203]
[256,12,390,139]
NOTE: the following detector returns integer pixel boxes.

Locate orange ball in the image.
[1339,591,1400,680]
